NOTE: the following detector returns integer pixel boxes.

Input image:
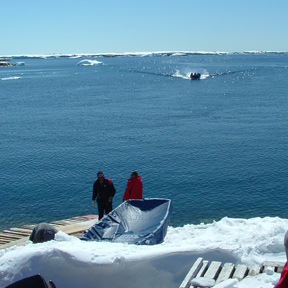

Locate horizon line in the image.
[1,50,288,59]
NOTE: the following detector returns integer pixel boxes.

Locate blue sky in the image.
[1,0,288,55]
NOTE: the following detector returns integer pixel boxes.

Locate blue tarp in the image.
[80,198,173,245]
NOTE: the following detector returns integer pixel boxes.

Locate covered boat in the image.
[80,198,173,245]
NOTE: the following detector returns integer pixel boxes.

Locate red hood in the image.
[129,176,141,181]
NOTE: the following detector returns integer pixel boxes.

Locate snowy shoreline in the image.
[1,50,288,60]
[0,216,287,288]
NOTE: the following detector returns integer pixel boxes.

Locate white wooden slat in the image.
[248,264,262,276]
[232,264,248,281]
[263,261,285,273]
[196,260,209,278]
[204,261,222,280]
[181,258,285,288]
[263,261,285,268]
[216,263,235,284]
[277,265,284,273]
[179,257,203,288]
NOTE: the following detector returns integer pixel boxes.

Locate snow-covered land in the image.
[0,217,287,287]
[1,50,287,60]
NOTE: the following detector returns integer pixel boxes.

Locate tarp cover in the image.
[80,198,173,245]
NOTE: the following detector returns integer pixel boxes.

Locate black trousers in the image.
[97,200,112,220]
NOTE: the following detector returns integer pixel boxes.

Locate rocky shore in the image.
[0,58,16,67]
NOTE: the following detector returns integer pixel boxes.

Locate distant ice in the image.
[77,59,103,66]
[1,76,21,80]
[1,51,287,60]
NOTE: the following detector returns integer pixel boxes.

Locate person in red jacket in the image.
[274,230,288,288]
[123,171,143,201]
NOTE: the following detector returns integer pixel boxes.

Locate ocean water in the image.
[1,53,288,231]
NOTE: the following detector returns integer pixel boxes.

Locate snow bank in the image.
[0,216,287,288]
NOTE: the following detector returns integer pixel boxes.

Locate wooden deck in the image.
[0,215,98,250]
[179,257,285,288]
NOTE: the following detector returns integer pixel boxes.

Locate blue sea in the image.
[1,52,288,231]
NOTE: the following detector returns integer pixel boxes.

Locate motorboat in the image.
[190,72,201,80]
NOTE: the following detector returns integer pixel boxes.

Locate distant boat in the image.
[190,72,201,80]
[81,198,173,245]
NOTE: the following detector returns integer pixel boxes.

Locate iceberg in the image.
[16,62,25,66]
[1,76,21,80]
[77,59,103,66]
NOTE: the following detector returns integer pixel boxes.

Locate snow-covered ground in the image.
[0,216,287,288]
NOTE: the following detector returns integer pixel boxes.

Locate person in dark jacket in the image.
[123,171,143,201]
[92,171,116,220]
[29,223,58,243]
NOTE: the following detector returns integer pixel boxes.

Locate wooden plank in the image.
[50,221,67,225]
[216,263,235,284]
[81,215,98,219]
[232,264,248,281]
[0,238,11,243]
[263,261,285,273]
[204,261,222,280]
[0,238,28,248]
[248,264,262,276]
[9,228,33,233]
[55,222,96,234]
[0,233,22,240]
[196,260,209,277]
[60,219,80,224]
[179,258,203,288]
[263,261,285,268]
[0,221,96,250]
[21,225,36,230]
[66,216,88,221]
[0,215,98,250]
[4,230,31,236]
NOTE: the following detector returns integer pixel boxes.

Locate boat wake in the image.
[171,67,257,80]
[209,68,257,78]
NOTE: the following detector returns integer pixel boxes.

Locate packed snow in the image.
[0,216,287,288]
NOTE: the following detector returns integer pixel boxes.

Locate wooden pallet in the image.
[0,215,98,250]
[179,257,285,288]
